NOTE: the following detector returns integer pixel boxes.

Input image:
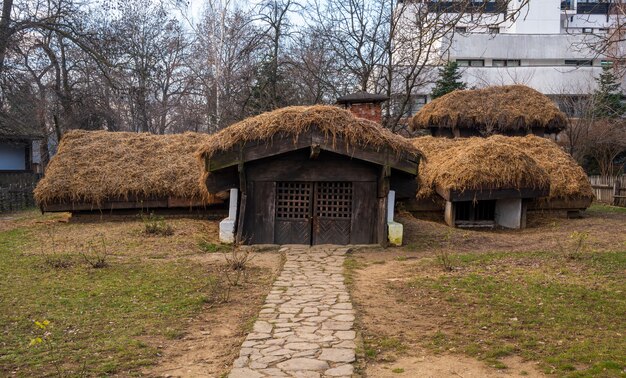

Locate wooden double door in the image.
[274,181,354,245]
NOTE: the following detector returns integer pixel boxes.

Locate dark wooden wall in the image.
[240,149,381,245]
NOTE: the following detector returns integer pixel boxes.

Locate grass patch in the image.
[198,240,230,253]
[361,335,407,362]
[0,228,213,376]
[587,203,626,214]
[410,250,626,377]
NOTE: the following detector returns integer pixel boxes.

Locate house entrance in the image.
[274,181,353,245]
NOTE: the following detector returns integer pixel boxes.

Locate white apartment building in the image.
[397,0,625,116]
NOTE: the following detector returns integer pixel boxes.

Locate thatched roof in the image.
[197,105,419,159]
[412,136,550,199]
[35,130,221,207]
[412,135,593,201]
[410,85,567,134]
[490,135,594,200]
[0,113,43,139]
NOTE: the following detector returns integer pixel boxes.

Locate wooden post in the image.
[235,160,247,244]
[613,180,621,206]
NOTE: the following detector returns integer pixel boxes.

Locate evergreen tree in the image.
[592,64,625,119]
[431,61,467,99]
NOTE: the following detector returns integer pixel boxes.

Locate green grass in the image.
[587,203,626,214]
[198,240,231,253]
[411,250,626,377]
[0,228,213,376]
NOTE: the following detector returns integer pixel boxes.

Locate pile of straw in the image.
[412,136,550,198]
[412,135,593,200]
[491,135,594,200]
[410,85,567,134]
[35,130,219,207]
[197,105,419,159]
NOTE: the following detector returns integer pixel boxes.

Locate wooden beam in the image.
[436,186,550,202]
[527,197,593,210]
[310,144,320,159]
[206,129,420,176]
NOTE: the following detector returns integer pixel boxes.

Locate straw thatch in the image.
[197,105,419,159]
[412,136,550,199]
[412,135,593,201]
[491,135,594,200]
[35,130,221,207]
[410,85,567,134]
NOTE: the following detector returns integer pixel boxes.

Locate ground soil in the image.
[146,253,282,378]
[349,209,626,378]
[0,210,283,378]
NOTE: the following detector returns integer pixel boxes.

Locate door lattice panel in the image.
[315,182,353,219]
[276,182,312,220]
[275,182,312,244]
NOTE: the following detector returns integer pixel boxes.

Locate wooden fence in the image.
[589,175,626,206]
[0,174,41,213]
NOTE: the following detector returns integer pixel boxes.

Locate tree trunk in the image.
[0,0,13,75]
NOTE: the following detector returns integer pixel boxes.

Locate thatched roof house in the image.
[412,136,550,201]
[409,135,593,228]
[197,105,420,245]
[410,85,567,137]
[35,130,224,212]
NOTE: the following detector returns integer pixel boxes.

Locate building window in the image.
[455,26,467,33]
[457,59,484,67]
[403,95,428,117]
[582,28,593,33]
[601,60,614,66]
[565,59,593,66]
[488,27,500,34]
[493,59,521,67]
[598,28,609,32]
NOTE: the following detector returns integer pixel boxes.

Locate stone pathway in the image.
[229,245,355,378]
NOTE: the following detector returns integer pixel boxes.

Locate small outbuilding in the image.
[410,85,567,138]
[35,130,225,215]
[197,105,420,246]
[408,135,594,228]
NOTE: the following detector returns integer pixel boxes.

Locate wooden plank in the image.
[206,129,420,176]
[245,181,276,244]
[527,197,593,210]
[376,196,388,247]
[437,186,550,202]
[246,159,377,182]
[350,181,377,244]
[205,167,239,193]
[389,172,418,199]
[208,148,240,171]
[236,192,247,244]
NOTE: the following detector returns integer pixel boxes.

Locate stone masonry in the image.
[229,246,355,378]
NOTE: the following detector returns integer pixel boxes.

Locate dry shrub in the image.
[34,130,222,207]
[412,136,550,199]
[410,85,567,134]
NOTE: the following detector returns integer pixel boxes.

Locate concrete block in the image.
[219,218,235,243]
[495,198,523,229]
[387,221,403,246]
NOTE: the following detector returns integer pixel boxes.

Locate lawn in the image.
[0,210,278,377]
[348,207,626,377]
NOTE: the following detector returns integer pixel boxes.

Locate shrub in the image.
[141,212,173,236]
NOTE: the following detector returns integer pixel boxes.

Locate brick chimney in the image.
[336,91,389,124]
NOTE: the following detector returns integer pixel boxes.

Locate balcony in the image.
[577,2,611,14]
